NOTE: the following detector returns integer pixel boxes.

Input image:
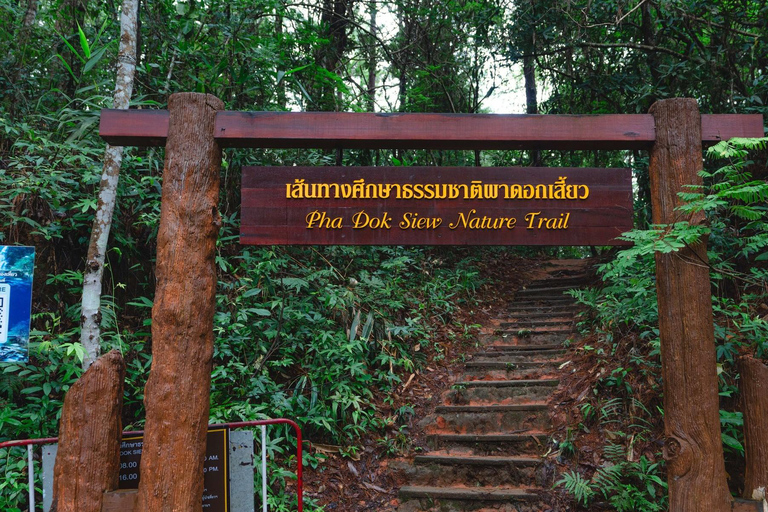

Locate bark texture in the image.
[649,98,731,512]
[738,355,768,500]
[80,0,139,368]
[135,92,224,512]
[50,350,125,512]
[22,0,38,28]
[522,9,540,167]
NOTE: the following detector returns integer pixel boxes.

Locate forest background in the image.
[1,0,767,510]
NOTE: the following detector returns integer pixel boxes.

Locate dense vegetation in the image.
[1,0,767,510]
[553,137,768,510]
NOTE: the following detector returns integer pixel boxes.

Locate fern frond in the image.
[556,471,596,506]
[604,442,626,462]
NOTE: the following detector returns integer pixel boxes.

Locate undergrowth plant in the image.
[559,137,767,507]
[556,445,668,512]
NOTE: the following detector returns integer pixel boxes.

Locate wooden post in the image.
[649,98,731,512]
[738,355,768,500]
[50,350,125,512]
[135,92,224,512]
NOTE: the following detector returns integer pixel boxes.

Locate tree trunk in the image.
[317,0,352,110]
[648,98,732,512]
[640,0,659,109]
[275,10,286,109]
[135,92,224,512]
[80,0,139,368]
[738,355,768,500]
[22,0,38,28]
[50,350,125,512]
[366,2,377,112]
[362,2,377,165]
[523,25,540,167]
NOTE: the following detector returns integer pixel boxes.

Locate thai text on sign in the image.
[241,167,633,246]
[285,176,590,201]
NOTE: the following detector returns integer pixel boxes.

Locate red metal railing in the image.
[0,419,303,512]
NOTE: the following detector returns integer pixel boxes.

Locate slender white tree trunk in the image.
[22,0,38,28]
[80,0,139,368]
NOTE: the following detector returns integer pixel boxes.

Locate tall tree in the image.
[80,0,139,368]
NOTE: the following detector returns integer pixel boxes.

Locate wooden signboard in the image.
[241,166,633,246]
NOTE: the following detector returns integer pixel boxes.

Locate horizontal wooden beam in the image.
[218,112,656,150]
[100,109,169,147]
[99,109,764,149]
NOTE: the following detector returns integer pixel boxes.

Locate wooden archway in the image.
[98,96,762,512]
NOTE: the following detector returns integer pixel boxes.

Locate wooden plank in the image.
[701,114,765,145]
[241,166,633,246]
[99,110,764,149]
[99,109,169,146]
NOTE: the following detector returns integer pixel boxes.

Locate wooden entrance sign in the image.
[241,166,633,246]
[98,100,763,512]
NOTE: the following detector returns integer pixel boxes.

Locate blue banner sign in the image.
[0,246,35,363]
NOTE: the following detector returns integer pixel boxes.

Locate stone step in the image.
[486,330,571,340]
[404,454,541,487]
[481,339,569,352]
[435,403,549,413]
[517,285,577,295]
[504,311,575,320]
[483,344,564,353]
[465,360,561,370]
[499,318,574,328]
[457,378,559,388]
[497,319,575,335]
[446,379,558,404]
[492,326,572,335]
[482,333,572,346]
[507,305,578,313]
[470,352,563,364]
[427,403,550,434]
[398,485,542,510]
[472,349,563,360]
[427,432,548,455]
[507,304,579,313]
[527,276,590,287]
[461,368,556,381]
[510,297,576,305]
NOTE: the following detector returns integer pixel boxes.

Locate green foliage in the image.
[207,243,479,444]
[575,137,768,357]
[556,471,595,506]
[720,409,744,455]
[566,137,767,508]
[557,450,668,511]
[0,446,35,512]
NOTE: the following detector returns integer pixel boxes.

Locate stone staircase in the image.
[396,260,591,511]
